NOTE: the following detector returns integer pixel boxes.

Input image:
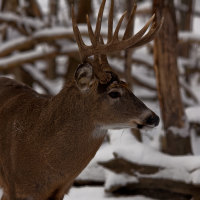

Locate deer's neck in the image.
[36,83,106,181]
[39,81,106,141]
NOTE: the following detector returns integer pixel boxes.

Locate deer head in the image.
[71,0,162,130]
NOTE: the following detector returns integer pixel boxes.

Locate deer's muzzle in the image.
[131,112,160,129]
[145,113,160,127]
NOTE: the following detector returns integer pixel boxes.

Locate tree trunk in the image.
[178,0,193,58]
[45,0,60,80]
[124,0,134,88]
[1,0,19,13]
[153,0,192,155]
[48,0,59,25]
[23,0,43,19]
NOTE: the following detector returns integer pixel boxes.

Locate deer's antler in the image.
[71,0,164,83]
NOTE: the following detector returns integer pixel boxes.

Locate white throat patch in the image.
[92,127,107,139]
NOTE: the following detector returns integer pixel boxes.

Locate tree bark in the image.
[23,0,43,19]
[1,0,19,13]
[153,0,192,155]
[46,0,60,80]
[178,0,193,58]
[124,0,134,88]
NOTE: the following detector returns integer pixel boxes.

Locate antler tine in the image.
[123,3,137,40]
[95,0,106,42]
[99,36,108,65]
[71,4,87,61]
[132,17,164,48]
[99,35,113,73]
[107,0,114,43]
[113,11,127,42]
[103,13,155,52]
[86,14,96,46]
[124,13,155,46]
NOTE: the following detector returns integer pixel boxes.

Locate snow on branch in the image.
[179,31,200,45]
[114,142,200,176]
[98,131,200,197]
[0,47,56,69]
[0,12,45,31]
[99,132,200,184]
[0,26,88,57]
[186,106,200,124]
[0,44,78,70]
[24,65,63,95]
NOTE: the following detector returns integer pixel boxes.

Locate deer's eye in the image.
[108,91,121,99]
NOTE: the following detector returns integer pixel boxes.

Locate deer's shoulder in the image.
[0,77,50,106]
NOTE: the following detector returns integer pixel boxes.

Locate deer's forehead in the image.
[109,81,131,92]
[97,74,130,94]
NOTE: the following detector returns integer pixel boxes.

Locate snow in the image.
[0,186,156,200]
[67,187,156,200]
[186,106,200,124]
[190,74,200,103]
[168,120,190,137]
[0,36,28,56]
[136,168,200,185]
[191,129,200,155]
[133,49,154,67]
[132,66,156,89]
[0,27,80,57]
[0,12,44,30]
[96,130,200,186]
[0,47,56,69]
[24,64,63,95]
[33,27,76,38]
[115,140,200,173]
[105,171,138,190]
[180,79,199,106]
[179,31,200,41]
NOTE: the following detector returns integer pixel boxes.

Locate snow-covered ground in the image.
[0,187,156,200]
[66,187,156,200]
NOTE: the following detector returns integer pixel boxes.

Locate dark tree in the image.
[153,0,192,155]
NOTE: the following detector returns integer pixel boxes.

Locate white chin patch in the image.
[101,123,136,130]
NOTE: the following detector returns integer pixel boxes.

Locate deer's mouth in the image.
[137,124,144,129]
[136,123,156,130]
[130,114,160,130]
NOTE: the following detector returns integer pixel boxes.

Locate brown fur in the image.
[0,68,158,200]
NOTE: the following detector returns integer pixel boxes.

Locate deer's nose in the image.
[145,113,160,127]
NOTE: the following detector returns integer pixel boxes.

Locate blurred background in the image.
[0,0,200,199]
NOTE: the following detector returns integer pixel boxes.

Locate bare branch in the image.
[0,12,45,30]
[0,46,79,70]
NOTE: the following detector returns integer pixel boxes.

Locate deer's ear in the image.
[75,63,95,91]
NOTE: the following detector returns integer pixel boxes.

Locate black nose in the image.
[146,114,160,127]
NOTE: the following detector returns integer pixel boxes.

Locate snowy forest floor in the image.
[67,186,155,200]
[0,187,155,200]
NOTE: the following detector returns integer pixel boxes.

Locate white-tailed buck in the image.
[0,0,162,199]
